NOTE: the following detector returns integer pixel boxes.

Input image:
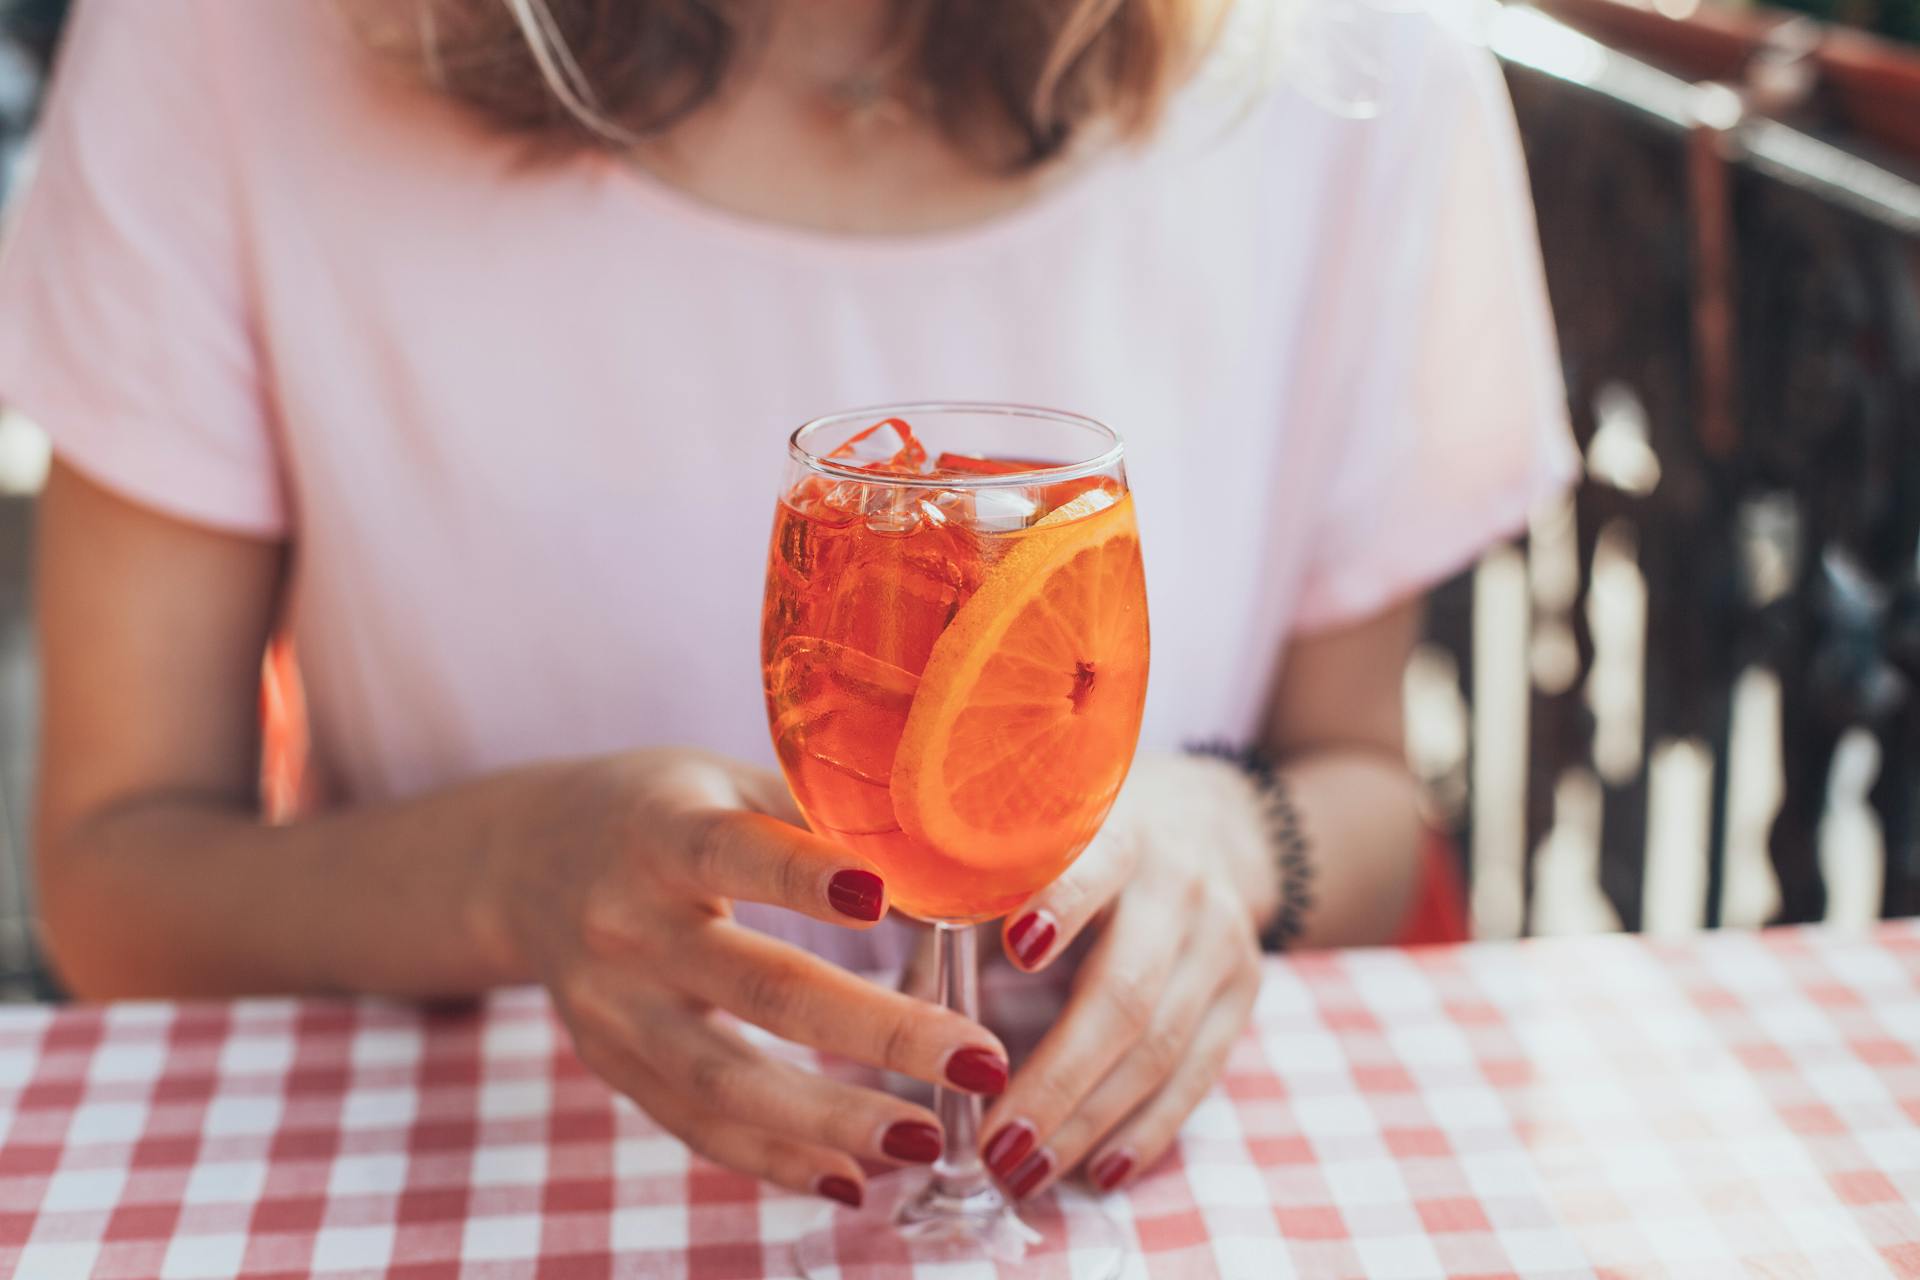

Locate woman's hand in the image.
[976,752,1273,1198]
[484,748,1012,1207]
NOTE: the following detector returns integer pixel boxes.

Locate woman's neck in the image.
[756,0,900,98]
[625,2,1092,237]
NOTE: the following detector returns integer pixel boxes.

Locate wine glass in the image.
[762,403,1148,1272]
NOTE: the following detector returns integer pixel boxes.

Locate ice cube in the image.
[927,489,971,523]
[817,479,902,521]
[767,636,917,771]
[826,535,973,674]
[923,487,1037,532]
[767,636,918,834]
[972,488,1040,532]
[815,475,930,533]
[777,505,825,580]
[1036,477,1121,523]
[863,495,924,535]
[785,475,863,528]
[827,417,930,475]
[927,454,1103,528]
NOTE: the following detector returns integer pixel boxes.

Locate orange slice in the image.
[890,491,1148,868]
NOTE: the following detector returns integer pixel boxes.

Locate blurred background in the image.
[0,0,1915,997]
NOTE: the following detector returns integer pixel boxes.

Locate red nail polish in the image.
[983,1120,1036,1179]
[882,1121,942,1164]
[1091,1150,1134,1192]
[1006,1148,1055,1200]
[828,870,883,921]
[945,1047,1009,1094]
[818,1175,863,1207]
[1007,912,1057,969]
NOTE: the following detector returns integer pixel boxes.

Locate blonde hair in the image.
[360,0,1205,170]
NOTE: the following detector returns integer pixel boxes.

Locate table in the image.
[0,923,1914,1279]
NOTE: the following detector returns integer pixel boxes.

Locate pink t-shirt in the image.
[0,1,1576,969]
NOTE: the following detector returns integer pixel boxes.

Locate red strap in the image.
[1391,830,1473,947]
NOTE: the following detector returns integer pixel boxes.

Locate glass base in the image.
[791,1167,1125,1277]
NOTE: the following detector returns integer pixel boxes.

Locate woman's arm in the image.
[1257,598,1426,945]
[35,460,1013,1205]
[35,459,540,998]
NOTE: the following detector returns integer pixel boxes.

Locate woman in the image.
[0,0,1574,1208]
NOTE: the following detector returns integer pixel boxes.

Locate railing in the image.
[1420,4,1920,936]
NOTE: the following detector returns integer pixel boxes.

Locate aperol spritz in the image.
[762,412,1148,922]
[763,404,1146,1273]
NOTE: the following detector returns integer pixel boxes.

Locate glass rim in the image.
[788,401,1125,490]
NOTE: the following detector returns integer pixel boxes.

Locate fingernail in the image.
[944,1047,1009,1094]
[828,870,884,921]
[1006,911,1057,969]
[818,1175,863,1207]
[983,1120,1036,1179]
[1091,1150,1134,1192]
[882,1121,942,1164]
[1006,1148,1055,1200]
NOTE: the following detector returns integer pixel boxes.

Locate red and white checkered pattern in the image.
[0,923,1913,1278]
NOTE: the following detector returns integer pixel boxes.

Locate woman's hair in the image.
[360,0,1203,170]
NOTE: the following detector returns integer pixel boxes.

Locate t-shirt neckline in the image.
[592,136,1137,264]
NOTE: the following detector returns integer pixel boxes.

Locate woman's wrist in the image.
[1178,747,1306,944]
[1214,761,1289,935]
[1126,753,1280,932]
[467,759,606,986]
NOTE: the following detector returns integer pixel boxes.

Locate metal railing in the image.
[1422,5,1920,934]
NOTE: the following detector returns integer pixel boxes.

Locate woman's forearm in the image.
[1277,748,1424,947]
[35,762,579,1001]
[1249,604,1431,946]
[1122,747,1423,949]
[1197,746,1423,948]
[37,741,1422,1000]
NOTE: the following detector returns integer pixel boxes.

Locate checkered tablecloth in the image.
[0,922,1914,1279]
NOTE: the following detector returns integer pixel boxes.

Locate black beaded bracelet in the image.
[1187,741,1315,952]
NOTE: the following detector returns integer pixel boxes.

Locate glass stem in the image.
[930,922,989,1200]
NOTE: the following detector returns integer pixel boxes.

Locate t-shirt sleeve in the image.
[0,0,286,537]
[1290,21,1578,633]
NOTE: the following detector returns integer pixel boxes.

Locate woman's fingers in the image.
[567,981,947,1167]
[578,1034,870,1204]
[658,804,890,927]
[676,921,1010,1094]
[1001,929,1235,1198]
[978,883,1183,1188]
[727,760,814,830]
[999,825,1143,971]
[690,1119,872,1207]
[641,1011,948,1165]
[1082,965,1259,1195]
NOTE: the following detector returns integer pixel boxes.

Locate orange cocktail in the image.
[761,414,1149,922]
[767,404,1144,1270]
